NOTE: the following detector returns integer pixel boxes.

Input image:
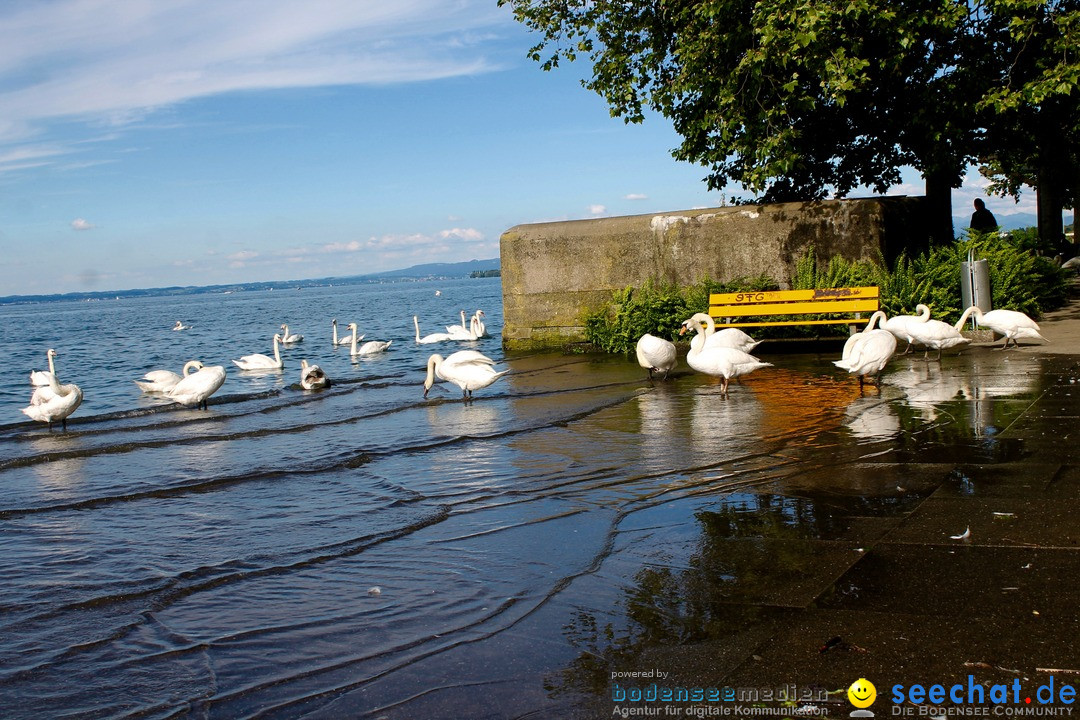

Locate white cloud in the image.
[438,227,484,241]
[624,193,647,200]
[227,250,258,261]
[0,1,514,164]
[70,217,95,230]
[588,204,606,216]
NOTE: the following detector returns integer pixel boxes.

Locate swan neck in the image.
[414,316,421,342]
[182,360,201,377]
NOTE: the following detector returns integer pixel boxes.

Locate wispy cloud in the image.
[70,217,95,231]
[439,227,484,241]
[624,193,647,200]
[0,1,514,165]
[588,204,606,216]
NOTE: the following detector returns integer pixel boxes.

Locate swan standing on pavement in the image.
[280,324,303,344]
[29,348,59,387]
[635,333,677,379]
[331,319,354,346]
[22,350,82,430]
[348,322,391,356]
[680,316,771,395]
[414,315,453,344]
[233,334,284,370]
[907,318,970,360]
[167,364,226,409]
[681,313,760,352]
[954,306,1047,349]
[834,311,896,388]
[135,360,203,393]
[423,351,508,399]
[883,305,931,353]
[300,360,330,390]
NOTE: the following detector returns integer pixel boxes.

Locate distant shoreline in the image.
[0,258,500,306]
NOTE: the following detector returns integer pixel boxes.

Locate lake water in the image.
[0,277,1059,718]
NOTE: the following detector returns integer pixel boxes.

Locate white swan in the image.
[471,310,487,338]
[300,360,330,390]
[954,305,1046,349]
[635,333,677,379]
[280,324,304,344]
[29,348,58,387]
[22,350,82,430]
[680,315,771,395]
[882,304,931,353]
[348,322,391,356]
[135,360,203,393]
[173,320,191,331]
[834,311,896,387]
[331,319,354,346]
[167,364,226,409]
[233,334,284,370]
[423,351,508,399]
[906,318,970,360]
[414,315,453,344]
[680,313,760,352]
[446,310,472,338]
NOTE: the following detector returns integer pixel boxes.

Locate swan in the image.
[331,319,355,346]
[680,313,760,352]
[135,360,203,393]
[635,333,677,379]
[300,360,330,390]
[954,306,1047,349]
[424,351,508,399]
[882,304,931,353]
[446,310,472,338]
[471,310,487,338]
[280,324,304,344]
[29,347,58,387]
[414,315,453,344]
[167,364,226,409]
[348,323,391,356]
[173,320,191,331]
[233,334,284,370]
[906,318,970,360]
[834,311,896,388]
[680,316,771,395]
[22,350,82,430]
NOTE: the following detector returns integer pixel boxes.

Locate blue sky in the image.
[0,1,1068,297]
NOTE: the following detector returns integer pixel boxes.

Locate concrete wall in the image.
[500,196,927,351]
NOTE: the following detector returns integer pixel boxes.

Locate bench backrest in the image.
[708,287,880,327]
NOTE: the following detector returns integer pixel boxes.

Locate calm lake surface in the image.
[0,277,1060,718]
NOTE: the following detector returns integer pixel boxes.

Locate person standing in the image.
[969,198,998,233]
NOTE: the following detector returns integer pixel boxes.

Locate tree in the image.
[501,0,1077,246]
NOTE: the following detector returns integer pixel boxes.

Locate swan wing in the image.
[168,366,226,405]
[635,334,677,372]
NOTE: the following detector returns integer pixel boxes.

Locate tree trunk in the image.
[925,171,955,246]
[1036,181,1064,253]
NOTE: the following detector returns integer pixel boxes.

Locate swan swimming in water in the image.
[414,315,453,344]
[446,310,473,339]
[280,324,304,344]
[173,320,191,331]
[300,360,330,390]
[347,322,391,356]
[331,319,355,346]
[22,349,82,430]
[135,360,204,393]
[635,333,677,379]
[680,315,771,395]
[954,305,1046,349]
[423,351,508,399]
[167,364,226,409]
[233,334,284,370]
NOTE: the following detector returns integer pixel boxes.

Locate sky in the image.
[0,0,1070,297]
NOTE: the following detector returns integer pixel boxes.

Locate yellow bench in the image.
[708,286,880,332]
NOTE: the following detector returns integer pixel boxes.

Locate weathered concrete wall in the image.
[500,196,927,350]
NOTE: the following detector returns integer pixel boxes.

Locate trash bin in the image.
[960,257,991,328]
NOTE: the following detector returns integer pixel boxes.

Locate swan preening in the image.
[233,334,284,370]
[347,323,391,356]
[680,313,771,395]
[954,305,1046,349]
[834,311,897,387]
[168,364,226,409]
[635,333,677,379]
[423,350,508,399]
[280,324,304,344]
[300,360,330,390]
[22,349,82,430]
[135,360,203,393]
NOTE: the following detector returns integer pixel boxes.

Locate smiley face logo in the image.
[848,678,876,708]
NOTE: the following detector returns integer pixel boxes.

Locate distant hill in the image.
[0,258,501,306]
